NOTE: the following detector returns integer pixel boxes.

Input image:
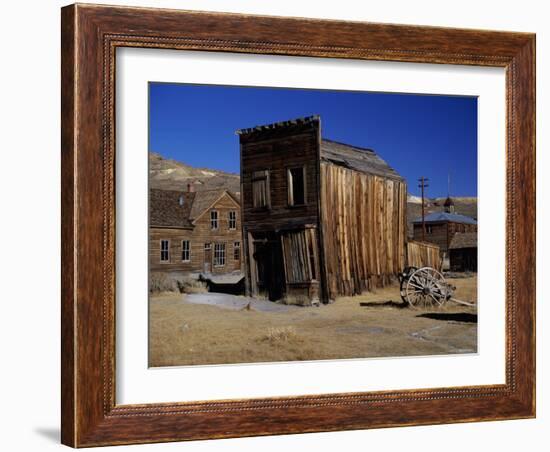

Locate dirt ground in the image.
[149,276,477,367]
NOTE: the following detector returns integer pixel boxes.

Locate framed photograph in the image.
[61,3,535,447]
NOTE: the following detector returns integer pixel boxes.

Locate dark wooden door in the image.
[254,239,285,301]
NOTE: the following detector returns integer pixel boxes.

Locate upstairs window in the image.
[228,211,237,230]
[426,225,433,235]
[210,210,218,230]
[181,240,190,262]
[160,239,170,262]
[214,243,226,267]
[233,241,241,261]
[288,167,306,206]
[252,170,270,208]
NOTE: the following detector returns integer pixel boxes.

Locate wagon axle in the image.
[398,266,474,308]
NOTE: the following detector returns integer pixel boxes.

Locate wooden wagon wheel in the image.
[404,267,449,309]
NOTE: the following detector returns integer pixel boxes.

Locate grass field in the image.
[149,276,477,367]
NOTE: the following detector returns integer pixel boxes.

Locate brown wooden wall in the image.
[240,130,320,233]
[149,193,242,274]
[407,241,442,270]
[450,248,477,272]
[320,162,407,299]
[412,221,477,253]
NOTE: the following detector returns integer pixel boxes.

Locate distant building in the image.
[149,187,242,275]
[449,232,477,272]
[443,195,455,213]
[412,197,477,269]
[238,115,436,305]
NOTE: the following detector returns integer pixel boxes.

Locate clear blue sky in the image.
[149,83,477,197]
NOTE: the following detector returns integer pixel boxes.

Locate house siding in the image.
[413,221,477,253]
[149,192,242,274]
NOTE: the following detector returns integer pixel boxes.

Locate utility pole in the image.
[418,177,429,242]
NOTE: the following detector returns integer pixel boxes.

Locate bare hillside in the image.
[149,152,240,193]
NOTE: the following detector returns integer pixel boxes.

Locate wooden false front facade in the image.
[239,117,322,304]
[239,116,412,304]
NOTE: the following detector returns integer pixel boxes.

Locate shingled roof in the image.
[149,189,195,229]
[449,232,478,249]
[320,139,403,181]
[150,188,240,228]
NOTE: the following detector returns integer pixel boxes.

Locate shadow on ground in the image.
[359,300,408,309]
[416,312,477,323]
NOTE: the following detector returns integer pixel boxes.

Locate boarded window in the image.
[281,229,318,283]
[228,211,237,230]
[233,241,240,261]
[181,240,190,262]
[210,210,218,229]
[214,243,226,267]
[288,167,306,206]
[160,239,170,262]
[252,170,270,208]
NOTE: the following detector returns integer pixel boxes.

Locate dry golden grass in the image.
[149,276,477,367]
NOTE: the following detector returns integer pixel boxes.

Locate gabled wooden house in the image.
[238,115,409,305]
[149,187,242,275]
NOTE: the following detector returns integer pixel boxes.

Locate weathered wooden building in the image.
[412,204,477,270]
[449,232,477,272]
[238,115,415,305]
[149,187,242,275]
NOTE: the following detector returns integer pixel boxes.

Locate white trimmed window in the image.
[160,239,170,262]
[181,240,190,262]
[213,243,226,267]
[229,211,237,230]
[210,210,218,230]
[204,242,211,251]
[233,241,241,261]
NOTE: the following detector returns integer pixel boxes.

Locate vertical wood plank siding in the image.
[320,162,407,298]
[406,241,442,270]
[281,229,319,283]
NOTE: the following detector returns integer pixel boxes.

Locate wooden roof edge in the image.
[191,190,240,224]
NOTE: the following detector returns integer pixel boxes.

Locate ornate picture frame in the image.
[61,3,535,447]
